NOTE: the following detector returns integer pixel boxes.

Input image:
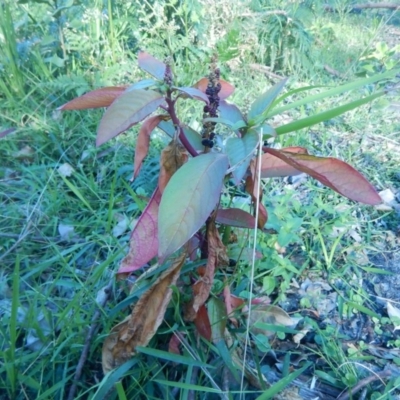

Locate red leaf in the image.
[264,148,382,205]
[261,146,308,178]
[194,305,212,341]
[194,78,235,100]
[58,86,127,110]
[138,51,166,80]
[176,87,210,103]
[134,115,168,179]
[96,89,165,146]
[216,208,256,229]
[117,187,161,274]
[168,332,182,355]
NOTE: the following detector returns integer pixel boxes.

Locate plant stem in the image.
[165,92,198,157]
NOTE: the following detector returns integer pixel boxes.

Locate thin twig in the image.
[67,279,114,400]
[337,370,391,400]
[249,63,285,80]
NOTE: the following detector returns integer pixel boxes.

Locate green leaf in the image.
[248,78,288,124]
[136,347,214,368]
[275,91,384,135]
[256,362,311,400]
[219,100,246,125]
[153,380,221,393]
[268,68,400,118]
[92,359,138,400]
[226,130,259,184]
[158,153,229,261]
[263,148,382,205]
[97,89,164,146]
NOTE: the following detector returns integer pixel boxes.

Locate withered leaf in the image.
[102,252,186,373]
[158,140,188,194]
[246,160,268,229]
[184,221,229,321]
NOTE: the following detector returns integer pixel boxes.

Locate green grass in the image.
[1,0,400,399]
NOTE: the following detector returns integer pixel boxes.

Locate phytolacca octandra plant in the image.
[59,51,390,371]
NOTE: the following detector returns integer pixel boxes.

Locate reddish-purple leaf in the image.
[264,148,382,205]
[194,304,212,341]
[0,127,16,139]
[138,51,166,80]
[117,187,161,274]
[216,208,256,229]
[194,78,235,100]
[176,87,210,104]
[219,100,245,125]
[57,86,127,110]
[96,89,165,146]
[158,153,229,262]
[134,115,169,178]
[168,332,182,355]
[261,146,308,177]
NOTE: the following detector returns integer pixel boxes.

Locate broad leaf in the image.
[264,148,382,205]
[138,51,166,80]
[103,252,186,372]
[134,115,169,178]
[118,187,161,274]
[226,130,259,184]
[248,78,288,123]
[127,79,157,91]
[58,86,127,110]
[158,153,229,262]
[261,146,308,177]
[219,100,245,125]
[158,120,204,151]
[216,208,256,229]
[176,87,209,103]
[194,78,235,100]
[194,304,212,341]
[97,89,164,146]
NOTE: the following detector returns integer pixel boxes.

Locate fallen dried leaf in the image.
[184,220,229,321]
[102,252,186,373]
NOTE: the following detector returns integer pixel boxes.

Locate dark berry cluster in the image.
[164,64,173,86]
[202,60,221,150]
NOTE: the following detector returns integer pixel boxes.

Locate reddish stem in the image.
[165,91,198,157]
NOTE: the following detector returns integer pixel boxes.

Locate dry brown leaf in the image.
[246,160,268,229]
[245,305,299,338]
[184,220,229,321]
[102,252,186,373]
[158,140,188,193]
